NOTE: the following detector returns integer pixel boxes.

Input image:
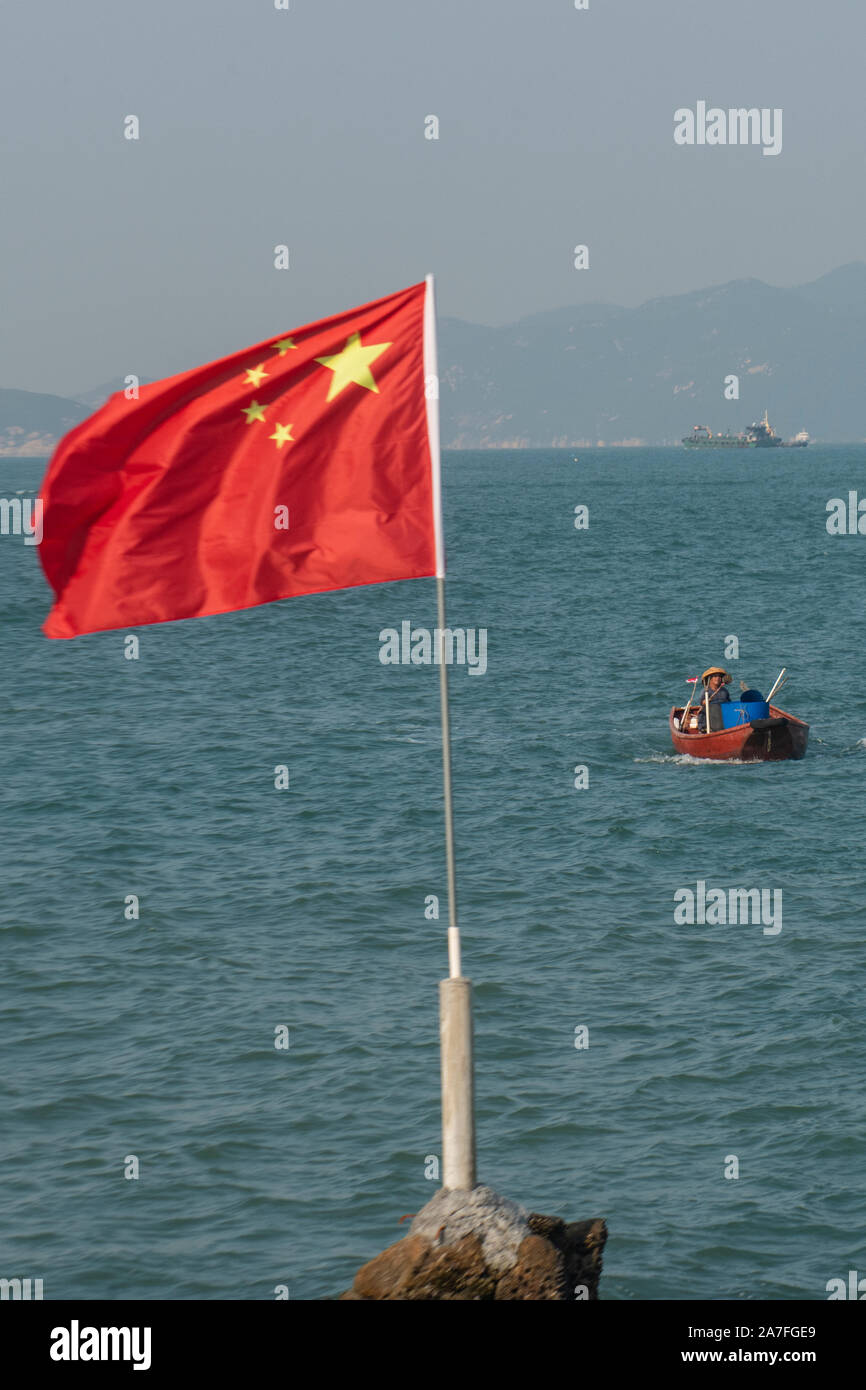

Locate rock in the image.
[348,1231,496,1301]
[409,1183,530,1275]
[341,1189,607,1301]
[562,1218,607,1299]
[527,1213,566,1243]
[352,1234,432,1300]
[527,1213,608,1299]
[403,1233,497,1301]
[495,1234,567,1300]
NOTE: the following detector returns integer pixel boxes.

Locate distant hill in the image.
[0,378,153,457]
[4,265,866,452]
[0,389,88,457]
[438,262,866,446]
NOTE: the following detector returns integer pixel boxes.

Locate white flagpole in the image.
[424,272,476,1190]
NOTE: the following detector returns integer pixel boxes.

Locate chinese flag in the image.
[40,281,440,638]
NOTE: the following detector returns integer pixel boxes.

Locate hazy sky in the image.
[2,0,864,396]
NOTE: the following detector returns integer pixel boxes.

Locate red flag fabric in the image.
[39,281,440,638]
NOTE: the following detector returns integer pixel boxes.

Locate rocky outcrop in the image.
[340,1185,607,1301]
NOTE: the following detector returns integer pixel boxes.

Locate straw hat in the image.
[701,666,732,685]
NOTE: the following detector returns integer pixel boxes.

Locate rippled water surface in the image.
[1,447,864,1299]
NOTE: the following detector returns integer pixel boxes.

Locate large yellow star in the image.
[269,423,294,449]
[315,332,391,402]
[244,363,269,387]
[242,399,267,424]
[273,337,297,355]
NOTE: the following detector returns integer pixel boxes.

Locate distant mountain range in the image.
[437,262,866,446]
[4,264,866,453]
[0,388,89,457]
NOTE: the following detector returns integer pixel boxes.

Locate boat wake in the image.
[635,752,755,767]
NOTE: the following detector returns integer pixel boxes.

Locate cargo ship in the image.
[682,425,749,448]
[682,411,808,448]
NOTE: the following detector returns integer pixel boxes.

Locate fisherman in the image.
[697,666,732,731]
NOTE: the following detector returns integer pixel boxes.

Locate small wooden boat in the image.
[669,703,809,761]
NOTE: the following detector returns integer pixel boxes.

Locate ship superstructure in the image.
[682,411,808,448]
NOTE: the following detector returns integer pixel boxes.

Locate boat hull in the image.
[669,704,809,762]
[682,437,752,448]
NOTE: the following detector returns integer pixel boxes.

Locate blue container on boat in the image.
[721,700,770,728]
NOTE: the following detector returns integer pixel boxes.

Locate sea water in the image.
[1,447,864,1300]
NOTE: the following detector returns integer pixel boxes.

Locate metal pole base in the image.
[439,976,477,1190]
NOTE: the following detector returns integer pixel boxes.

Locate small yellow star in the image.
[315,331,391,402]
[243,363,269,387]
[274,337,297,355]
[242,399,267,424]
[269,423,294,449]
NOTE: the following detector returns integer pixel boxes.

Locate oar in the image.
[767,679,788,709]
[766,668,787,703]
[679,676,700,728]
[742,674,788,702]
